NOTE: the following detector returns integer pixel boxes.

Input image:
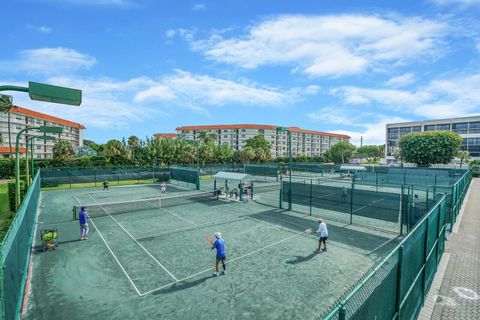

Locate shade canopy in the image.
[339,165,367,171]
[213,172,252,181]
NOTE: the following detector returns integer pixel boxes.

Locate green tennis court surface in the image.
[25,184,401,320]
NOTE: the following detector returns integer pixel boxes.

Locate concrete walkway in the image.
[420,178,480,319]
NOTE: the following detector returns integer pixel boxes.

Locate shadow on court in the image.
[248,209,398,252]
[153,276,212,295]
[286,252,318,265]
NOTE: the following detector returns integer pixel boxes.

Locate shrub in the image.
[8,180,26,212]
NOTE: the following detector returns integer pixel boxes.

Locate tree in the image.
[329,142,356,164]
[356,145,381,158]
[245,136,271,152]
[234,146,255,163]
[52,140,75,165]
[399,131,462,167]
[104,139,126,157]
[457,150,471,169]
[127,135,140,162]
[214,144,234,163]
[198,131,218,144]
[0,94,13,157]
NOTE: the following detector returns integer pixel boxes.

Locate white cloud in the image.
[0,47,96,75]
[331,116,409,146]
[8,75,159,129]
[333,73,480,118]
[192,15,447,77]
[165,29,176,38]
[192,3,206,11]
[27,25,52,33]
[303,85,321,95]
[134,70,296,113]
[385,73,415,87]
[308,107,354,125]
[432,0,480,7]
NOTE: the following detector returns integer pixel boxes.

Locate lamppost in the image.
[0,81,82,105]
[277,127,292,210]
[15,126,63,209]
[0,81,81,210]
[26,134,57,186]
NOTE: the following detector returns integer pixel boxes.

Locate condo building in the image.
[0,106,85,159]
[169,124,350,158]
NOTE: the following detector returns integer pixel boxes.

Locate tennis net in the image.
[73,191,215,219]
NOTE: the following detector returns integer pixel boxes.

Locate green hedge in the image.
[7,180,26,212]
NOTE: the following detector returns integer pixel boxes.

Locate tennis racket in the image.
[206,235,214,245]
[305,228,313,233]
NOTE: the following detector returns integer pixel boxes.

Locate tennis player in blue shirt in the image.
[212,232,226,276]
[79,207,89,240]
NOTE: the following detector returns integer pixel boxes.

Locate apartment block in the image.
[171,124,350,158]
[386,115,480,161]
[0,106,85,159]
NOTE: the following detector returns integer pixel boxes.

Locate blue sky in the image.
[1,0,480,145]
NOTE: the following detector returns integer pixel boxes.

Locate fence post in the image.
[196,170,200,190]
[350,177,355,225]
[422,217,430,304]
[400,185,404,236]
[94,168,97,187]
[339,306,346,320]
[69,174,72,189]
[309,179,313,216]
[426,188,429,211]
[279,176,283,209]
[376,172,379,192]
[395,245,404,319]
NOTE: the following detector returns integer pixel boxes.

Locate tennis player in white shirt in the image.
[315,219,328,253]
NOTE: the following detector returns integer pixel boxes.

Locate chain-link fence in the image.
[0,171,40,320]
[318,170,471,320]
[41,167,170,188]
[320,194,447,320]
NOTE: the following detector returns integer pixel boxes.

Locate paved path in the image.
[422,178,480,319]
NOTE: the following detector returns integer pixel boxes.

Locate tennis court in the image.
[24,183,401,320]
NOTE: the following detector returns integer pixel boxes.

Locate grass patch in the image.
[0,182,13,242]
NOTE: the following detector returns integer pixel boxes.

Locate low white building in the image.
[386,115,480,162]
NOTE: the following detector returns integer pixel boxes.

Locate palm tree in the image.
[0,94,13,158]
[127,135,140,162]
[457,150,471,169]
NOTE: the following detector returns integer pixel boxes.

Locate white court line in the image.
[352,198,385,213]
[87,194,178,281]
[139,229,307,296]
[158,207,197,225]
[73,192,142,296]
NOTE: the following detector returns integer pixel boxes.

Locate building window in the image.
[436,124,450,131]
[241,129,246,132]
[412,126,421,132]
[452,123,468,134]
[469,122,480,134]
[424,125,436,131]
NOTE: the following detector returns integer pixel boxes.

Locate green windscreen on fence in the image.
[169,166,199,185]
[321,170,471,320]
[245,164,278,179]
[0,171,41,320]
[41,167,169,187]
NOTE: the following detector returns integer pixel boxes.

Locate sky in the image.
[1,0,480,145]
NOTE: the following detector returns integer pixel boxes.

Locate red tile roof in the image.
[154,133,177,138]
[0,147,26,153]
[11,106,86,129]
[287,127,350,139]
[176,124,279,131]
[175,124,350,139]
